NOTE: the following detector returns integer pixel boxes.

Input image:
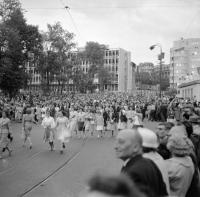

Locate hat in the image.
[189,116,200,124]
[167,134,193,156]
[169,125,187,137]
[138,128,159,148]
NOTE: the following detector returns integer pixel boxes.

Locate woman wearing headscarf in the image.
[166,134,195,197]
[0,110,12,158]
[22,108,36,149]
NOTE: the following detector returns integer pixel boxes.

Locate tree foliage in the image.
[0,0,42,97]
[37,22,75,93]
[81,41,111,92]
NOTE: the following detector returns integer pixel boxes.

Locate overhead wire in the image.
[24,4,200,10]
[58,0,86,43]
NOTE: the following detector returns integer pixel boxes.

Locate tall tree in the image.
[37,22,75,93]
[0,0,42,97]
[82,41,110,92]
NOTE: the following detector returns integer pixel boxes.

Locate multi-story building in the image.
[170,38,200,88]
[26,47,135,93]
[137,62,154,73]
[153,64,170,82]
[104,48,133,92]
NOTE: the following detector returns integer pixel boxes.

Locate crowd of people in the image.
[1,92,200,197]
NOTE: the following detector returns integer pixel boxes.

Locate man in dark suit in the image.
[115,129,168,197]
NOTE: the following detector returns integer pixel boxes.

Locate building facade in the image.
[137,62,154,73]
[26,47,135,93]
[170,38,200,88]
[153,64,170,83]
[178,80,200,101]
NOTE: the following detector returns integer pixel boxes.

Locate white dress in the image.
[68,110,78,132]
[56,117,71,142]
[41,116,55,142]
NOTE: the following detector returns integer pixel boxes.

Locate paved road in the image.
[0,120,158,197]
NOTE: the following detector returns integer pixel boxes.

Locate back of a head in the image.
[87,173,146,197]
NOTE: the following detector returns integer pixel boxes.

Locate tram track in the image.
[18,137,88,197]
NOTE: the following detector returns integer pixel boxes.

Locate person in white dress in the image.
[41,110,55,151]
[55,111,71,154]
[0,111,12,159]
[68,107,78,136]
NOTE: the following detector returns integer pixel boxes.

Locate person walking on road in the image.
[41,109,55,151]
[55,111,71,154]
[22,108,36,149]
[0,111,12,159]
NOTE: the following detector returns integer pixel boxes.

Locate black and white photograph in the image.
[0,0,200,196]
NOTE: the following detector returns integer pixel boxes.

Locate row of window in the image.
[182,88,193,98]
[106,65,118,72]
[31,76,41,83]
[104,59,119,64]
[105,50,119,57]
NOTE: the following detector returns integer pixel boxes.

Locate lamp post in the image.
[150,44,164,98]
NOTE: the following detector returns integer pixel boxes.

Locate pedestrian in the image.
[0,110,12,158]
[115,129,167,197]
[21,108,36,149]
[156,122,174,160]
[138,127,170,194]
[41,109,55,151]
[55,111,71,154]
[167,134,195,197]
[95,110,104,138]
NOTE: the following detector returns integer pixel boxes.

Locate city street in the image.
[0,121,158,197]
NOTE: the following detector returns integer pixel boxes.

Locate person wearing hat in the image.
[138,127,170,194]
[166,134,195,197]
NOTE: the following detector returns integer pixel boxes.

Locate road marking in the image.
[19,138,88,197]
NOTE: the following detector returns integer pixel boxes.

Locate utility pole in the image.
[150,44,164,98]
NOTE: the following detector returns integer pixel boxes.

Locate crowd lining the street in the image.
[1,92,200,197]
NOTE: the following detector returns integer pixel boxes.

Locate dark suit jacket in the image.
[121,155,167,197]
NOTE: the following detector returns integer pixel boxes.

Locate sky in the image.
[18,0,200,64]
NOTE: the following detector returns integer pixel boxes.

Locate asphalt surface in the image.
[0,120,158,197]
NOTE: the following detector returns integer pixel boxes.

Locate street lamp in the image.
[149,43,164,98]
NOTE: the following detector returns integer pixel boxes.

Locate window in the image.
[116,66,118,72]
[116,58,119,64]
[116,74,118,81]
[116,50,119,56]
[112,65,115,71]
